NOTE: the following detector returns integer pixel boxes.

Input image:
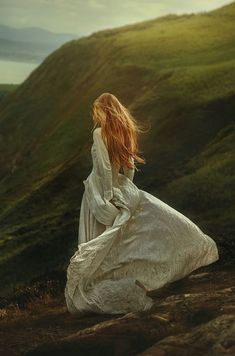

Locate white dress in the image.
[65,127,219,315]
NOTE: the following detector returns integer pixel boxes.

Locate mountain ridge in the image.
[0,1,234,295]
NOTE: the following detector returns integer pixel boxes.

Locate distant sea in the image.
[0,59,38,84]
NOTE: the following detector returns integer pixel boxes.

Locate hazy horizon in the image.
[0,0,234,84]
[0,0,233,37]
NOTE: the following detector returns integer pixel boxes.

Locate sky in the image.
[0,0,233,36]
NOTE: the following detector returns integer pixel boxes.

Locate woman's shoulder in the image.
[93,127,101,140]
[93,127,102,137]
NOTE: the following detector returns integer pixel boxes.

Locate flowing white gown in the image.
[65,127,219,315]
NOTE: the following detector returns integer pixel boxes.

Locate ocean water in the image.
[0,59,39,84]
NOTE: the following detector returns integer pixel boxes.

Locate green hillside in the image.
[0,1,234,296]
[0,84,18,101]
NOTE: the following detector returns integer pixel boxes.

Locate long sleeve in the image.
[123,156,135,181]
[92,127,113,201]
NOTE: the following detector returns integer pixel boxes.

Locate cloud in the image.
[88,0,106,9]
[0,0,233,36]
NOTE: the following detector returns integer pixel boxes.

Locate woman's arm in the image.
[93,128,113,201]
[123,157,135,181]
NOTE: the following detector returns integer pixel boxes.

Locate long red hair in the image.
[92,92,150,171]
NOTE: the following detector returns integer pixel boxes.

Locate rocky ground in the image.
[0,265,234,356]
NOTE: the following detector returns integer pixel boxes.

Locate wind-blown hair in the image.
[92,93,149,171]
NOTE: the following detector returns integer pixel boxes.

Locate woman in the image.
[65,92,219,315]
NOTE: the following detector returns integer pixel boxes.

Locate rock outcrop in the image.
[24,268,235,356]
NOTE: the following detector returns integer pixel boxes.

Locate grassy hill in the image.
[0,84,19,101]
[0,1,234,296]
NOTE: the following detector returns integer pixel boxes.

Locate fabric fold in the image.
[65,127,219,315]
